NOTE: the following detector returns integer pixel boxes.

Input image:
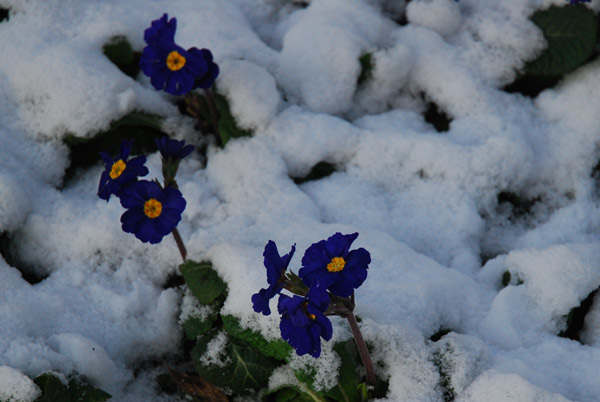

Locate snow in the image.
[288,343,341,391]
[431,333,490,397]
[277,0,395,114]
[218,60,281,131]
[0,0,599,400]
[456,370,571,402]
[0,366,40,402]
[199,332,231,367]
[406,0,462,38]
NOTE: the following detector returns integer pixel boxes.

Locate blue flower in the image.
[140,40,208,95]
[119,180,186,244]
[278,285,332,358]
[140,15,219,95]
[299,232,371,298]
[252,241,296,315]
[155,136,195,161]
[144,13,176,47]
[570,0,590,4]
[190,48,220,89]
[98,139,148,201]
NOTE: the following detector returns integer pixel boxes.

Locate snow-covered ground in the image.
[1,0,600,400]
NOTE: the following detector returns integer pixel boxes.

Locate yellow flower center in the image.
[144,199,162,219]
[303,302,316,320]
[166,51,186,71]
[327,257,346,272]
[110,160,126,179]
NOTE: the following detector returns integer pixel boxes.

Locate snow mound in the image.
[0,366,41,402]
[457,370,571,402]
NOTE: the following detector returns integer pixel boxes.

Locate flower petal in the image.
[325,232,358,258]
[327,279,355,298]
[252,289,271,315]
[121,209,145,234]
[144,14,177,46]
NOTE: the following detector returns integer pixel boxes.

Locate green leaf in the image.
[325,341,362,402]
[267,386,303,402]
[183,90,251,147]
[155,373,178,395]
[357,53,373,86]
[179,261,228,306]
[68,378,112,402]
[502,271,512,287]
[292,366,331,400]
[64,111,164,178]
[192,334,280,394]
[357,383,368,401]
[228,340,278,393]
[213,93,252,147]
[263,384,325,402]
[64,111,162,147]
[525,5,597,77]
[222,314,291,361]
[183,311,219,340]
[108,112,162,132]
[103,36,133,67]
[33,373,111,402]
[34,374,71,402]
[292,162,336,185]
[293,367,318,390]
[291,341,372,402]
[102,36,141,78]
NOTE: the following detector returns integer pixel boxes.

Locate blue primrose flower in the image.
[143,13,176,47]
[252,241,296,315]
[140,40,208,95]
[190,48,220,89]
[299,232,371,298]
[140,15,219,95]
[155,136,195,161]
[278,285,332,358]
[98,139,148,201]
[119,180,186,244]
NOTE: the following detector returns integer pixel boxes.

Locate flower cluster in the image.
[140,14,219,95]
[97,137,194,244]
[252,233,371,358]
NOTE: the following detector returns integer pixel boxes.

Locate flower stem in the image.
[203,88,222,147]
[346,312,376,387]
[172,228,187,262]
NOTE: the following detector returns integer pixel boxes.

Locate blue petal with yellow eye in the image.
[97,139,148,202]
[299,232,371,298]
[140,15,213,95]
[119,180,186,244]
[140,41,207,95]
